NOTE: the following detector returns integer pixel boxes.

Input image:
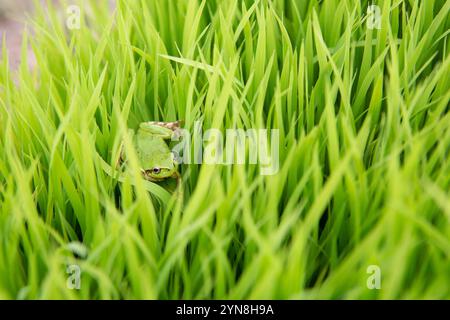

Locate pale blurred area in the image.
[0,0,36,70]
[0,0,116,70]
[0,0,33,18]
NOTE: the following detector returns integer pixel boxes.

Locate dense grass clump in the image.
[0,0,449,299]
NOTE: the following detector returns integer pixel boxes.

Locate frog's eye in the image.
[152,167,161,174]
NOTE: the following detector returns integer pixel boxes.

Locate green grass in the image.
[0,0,449,299]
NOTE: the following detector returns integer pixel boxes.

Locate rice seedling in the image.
[0,0,449,299]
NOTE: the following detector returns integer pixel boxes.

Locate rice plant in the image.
[0,0,449,299]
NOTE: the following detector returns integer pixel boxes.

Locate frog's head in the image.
[142,166,176,181]
[141,151,177,181]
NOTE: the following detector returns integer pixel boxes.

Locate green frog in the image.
[120,121,181,182]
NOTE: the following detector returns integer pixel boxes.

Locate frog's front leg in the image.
[171,170,183,198]
[116,129,135,168]
[171,170,181,182]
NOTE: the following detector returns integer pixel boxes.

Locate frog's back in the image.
[135,132,172,168]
